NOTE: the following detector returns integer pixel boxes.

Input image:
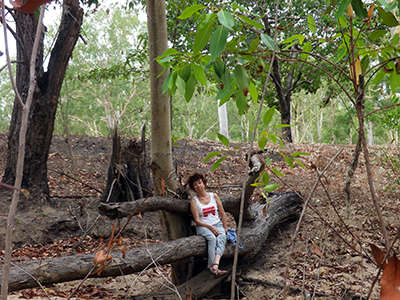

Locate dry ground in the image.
[0,133,399,299]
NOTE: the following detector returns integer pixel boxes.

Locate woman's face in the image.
[193,178,205,193]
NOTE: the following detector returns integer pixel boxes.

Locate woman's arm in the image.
[215,194,228,232]
[190,198,219,236]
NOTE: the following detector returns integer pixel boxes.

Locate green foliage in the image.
[54,4,150,137]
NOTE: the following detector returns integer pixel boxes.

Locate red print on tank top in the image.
[203,206,216,217]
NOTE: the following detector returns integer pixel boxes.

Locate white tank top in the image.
[194,192,220,226]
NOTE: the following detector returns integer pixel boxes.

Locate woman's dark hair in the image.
[187,173,207,190]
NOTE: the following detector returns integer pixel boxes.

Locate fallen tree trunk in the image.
[98,194,243,221]
[0,192,302,292]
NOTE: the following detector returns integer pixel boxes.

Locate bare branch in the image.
[0,0,24,107]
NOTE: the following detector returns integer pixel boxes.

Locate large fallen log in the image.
[0,192,301,292]
[98,194,241,220]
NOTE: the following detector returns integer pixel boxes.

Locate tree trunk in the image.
[2,0,83,203]
[1,192,302,292]
[101,127,152,203]
[146,0,190,284]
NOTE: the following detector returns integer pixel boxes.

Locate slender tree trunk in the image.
[367,121,374,145]
[218,100,229,138]
[2,0,83,203]
[1,7,45,299]
[146,0,190,284]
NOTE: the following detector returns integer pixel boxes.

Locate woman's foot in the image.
[209,264,227,276]
[216,269,227,275]
[209,263,219,275]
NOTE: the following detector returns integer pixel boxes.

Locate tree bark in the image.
[2,0,83,202]
[146,0,190,284]
[1,192,302,292]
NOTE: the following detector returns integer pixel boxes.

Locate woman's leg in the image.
[215,223,227,257]
[196,226,217,268]
[212,223,227,274]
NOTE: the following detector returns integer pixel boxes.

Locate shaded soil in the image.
[0,132,400,299]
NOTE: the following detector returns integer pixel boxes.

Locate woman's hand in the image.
[209,226,219,236]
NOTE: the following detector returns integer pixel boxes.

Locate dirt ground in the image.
[0,132,399,299]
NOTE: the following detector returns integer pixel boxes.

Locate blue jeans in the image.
[196,221,226,267]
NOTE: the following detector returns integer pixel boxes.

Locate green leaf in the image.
[211,156,228,171]
[238,14,264,29]
[263,107,276,127]
[307,14,316,33]
[272,167,283,177]
[261,172,270,185]
[268,133,277,144]
[351,0,368,19]
[378,7,399,27]
[192,64,207,86]
[281,153,294,168]
[217,132,230,146]
[213,60,225,78]
[291,152,310,157]
[217,71,235,103]
[157,56,174,64]
[261,33,275,50]
[168,71,177,94]
[361,56,370,73]
[236,92,249,115]
[193,17,215,53]
[379,0,397,11]
[178,4,206,19]
[338,15,349,28]
[176,75,186,97]
[178,65,191,81]
[210,25,229,61]
[234,66,249,91]
[265,184,279,193]
[217,10,235,30]
[336,43,348,62]
[258,132,267,150]
[204,151,222,162]
[162,72,172,94]
[301,42,312,60]
[274,124,291,128]
[249,38,260,52]
[392,33,400,47]
[372,69,385,85]
[185,74,196,102]
[370,30,387,41]
[390,71,400,92]
[336,0,352,18]
[249,82,258,103]
[282,34,305,45]
[293,158,306,169]
[159,48,181,59]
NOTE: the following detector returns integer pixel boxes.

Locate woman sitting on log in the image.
[188,172,228,276]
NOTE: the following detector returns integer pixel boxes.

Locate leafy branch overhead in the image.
[159,1,400,110]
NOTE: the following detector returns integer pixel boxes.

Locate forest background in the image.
[1,0,399,146]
